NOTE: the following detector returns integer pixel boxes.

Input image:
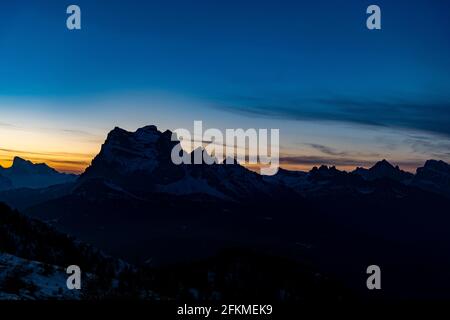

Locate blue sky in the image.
[0,0,450,172]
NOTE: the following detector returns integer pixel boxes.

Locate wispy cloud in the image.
[0,119,102,140]
[304,143,380,158]
[0,122,17,128]
[217,95,450,137]
[404,135,450,159]
[280,155,372,167]
[305,143,348,157]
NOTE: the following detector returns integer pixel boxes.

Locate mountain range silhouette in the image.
[0,156,76,190]
[1,124,450,300]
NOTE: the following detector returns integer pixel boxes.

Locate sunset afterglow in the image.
[1,0,449,174]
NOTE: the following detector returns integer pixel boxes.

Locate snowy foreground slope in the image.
[0,202,144,300]
[0,253,81,300]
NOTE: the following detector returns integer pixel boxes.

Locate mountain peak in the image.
[412,159,450,198]
[309,165,343,180]
[372,159,394,169]
[11,157,53,172]
[353,159,413,182]
[12,156,32,166]
[136,125,158,132]
[111,126,127,133]
[106,126,166,143]
[422,159,449,171]
[82,125,179,183]
[1,157,76,189]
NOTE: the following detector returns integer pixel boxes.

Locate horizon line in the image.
[0,153,443,176]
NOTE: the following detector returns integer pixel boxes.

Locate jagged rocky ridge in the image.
[78,125,450,200]
[266,159,450,199]
[75,125,284,201]
[1,126,449,201]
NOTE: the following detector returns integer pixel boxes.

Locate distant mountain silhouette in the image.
[1,125,450,300]
[0,157,76,189]
[352,159,414,182]
[0,174,13,191]
[265,160,450,200]
[0,125,448,207]
[1,128,449,200]
[412,160,450,198]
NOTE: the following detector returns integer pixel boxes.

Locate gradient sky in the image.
[1,0,450,173]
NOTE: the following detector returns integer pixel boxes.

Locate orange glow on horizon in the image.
[0,151,95,174]
[0,152,420,176]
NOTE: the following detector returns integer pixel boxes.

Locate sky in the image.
[0,0,450,173]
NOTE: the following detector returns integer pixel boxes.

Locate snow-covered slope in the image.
[0,253,82,300]
[0,202,133,300]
